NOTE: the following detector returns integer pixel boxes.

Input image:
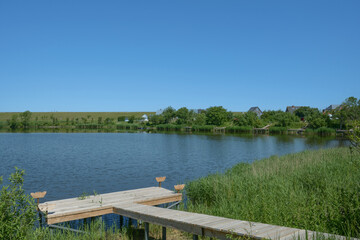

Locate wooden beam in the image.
[47,206,113,224]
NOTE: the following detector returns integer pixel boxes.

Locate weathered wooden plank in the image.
[47,206,113,224]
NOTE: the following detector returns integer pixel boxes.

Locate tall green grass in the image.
[186,147,360,238]
[156,124,182,131]
[269,126,288,134]
[226,126,252,133]
[191,125,214,132]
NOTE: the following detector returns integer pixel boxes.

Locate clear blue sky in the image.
[0,1,359,112]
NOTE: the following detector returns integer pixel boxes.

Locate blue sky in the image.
[0,1,359,112]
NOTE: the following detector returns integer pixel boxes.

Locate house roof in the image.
[324,104,340,111]
[285,106,305,114]
[248,107,262,113]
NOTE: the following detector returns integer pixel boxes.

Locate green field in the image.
[186,147,360,238]
[0,112,155,122]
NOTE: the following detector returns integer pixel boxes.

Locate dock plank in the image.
[42,187,356,240]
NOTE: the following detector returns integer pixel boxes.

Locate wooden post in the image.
[30,191,47,228]
[144,222,149,240]
[119,215,123,228]
[156,176,166,187]
[174,184,185,193]
[162,226,166,240]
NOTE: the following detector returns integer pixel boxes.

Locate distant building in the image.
[141,114,149,122]
[190,109,205,114]
[285,106,306,114]
[323,104,340,113]
[156,109,164,115]
[248,107,262,117]
[124,117,129,122]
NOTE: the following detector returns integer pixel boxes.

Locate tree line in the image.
[2,96,359,132]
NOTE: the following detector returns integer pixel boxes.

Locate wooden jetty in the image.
[253,124,272,134]
[38,186,354,240]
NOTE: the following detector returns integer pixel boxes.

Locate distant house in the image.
[323,104,340,113]
[286,106,306,114]
[141,114,149,122]
[156,109,164,115]
[124,117,129,122]
[190,109,205,114]
[248,107,262,117]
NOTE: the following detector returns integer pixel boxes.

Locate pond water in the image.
[0,132,347,201]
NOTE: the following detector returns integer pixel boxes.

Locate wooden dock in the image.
[39,187,355,240]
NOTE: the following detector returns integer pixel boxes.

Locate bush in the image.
[0,168,37,240]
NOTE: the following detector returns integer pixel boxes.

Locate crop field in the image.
[0,112,155,122]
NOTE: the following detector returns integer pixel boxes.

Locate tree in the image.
[0,168,37,240]
[348,120,360,154]
[176,107,190,125]
[294,107,319,119]
[205,106,228,126]
[162,107,176,124]
[194,113,206,125]
[19,111,32,129]
[7,114,19,130]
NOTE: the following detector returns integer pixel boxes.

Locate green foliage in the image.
[77,192,90,200]
[314,127,335,136]
[176,107,191,125]
[348,120,360,154]
[117,116,126,122]
[269,126,287,134]
[261,110,300,127]
[19,111,32,128]
[128,115,135,124]
[193,113,206,126]
[192,125,214,132]
[156,124,182,131]
[205,106,228,126]
[7,114,19,130]
[226,126,252,133]
[234,112,263,127]
[0,168,37,240]
[294,107,319,119]
[186,148,360,238]
[162,107,176,124]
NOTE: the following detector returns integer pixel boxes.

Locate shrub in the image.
[0,167,37,240]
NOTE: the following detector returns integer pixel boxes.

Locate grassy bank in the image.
[186,147,360,238]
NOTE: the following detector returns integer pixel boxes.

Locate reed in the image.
[269,126,288,134]
[186,147,360,238]
[226,126,252,133]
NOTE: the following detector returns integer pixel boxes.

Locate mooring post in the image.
[156,176,166,187]
[174,184,185,193]
[193,234,198,240]
[162,226,166,240]
[144,222,149,240]
[30,191,47,228]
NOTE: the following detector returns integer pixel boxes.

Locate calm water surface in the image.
[0,133,346,201]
